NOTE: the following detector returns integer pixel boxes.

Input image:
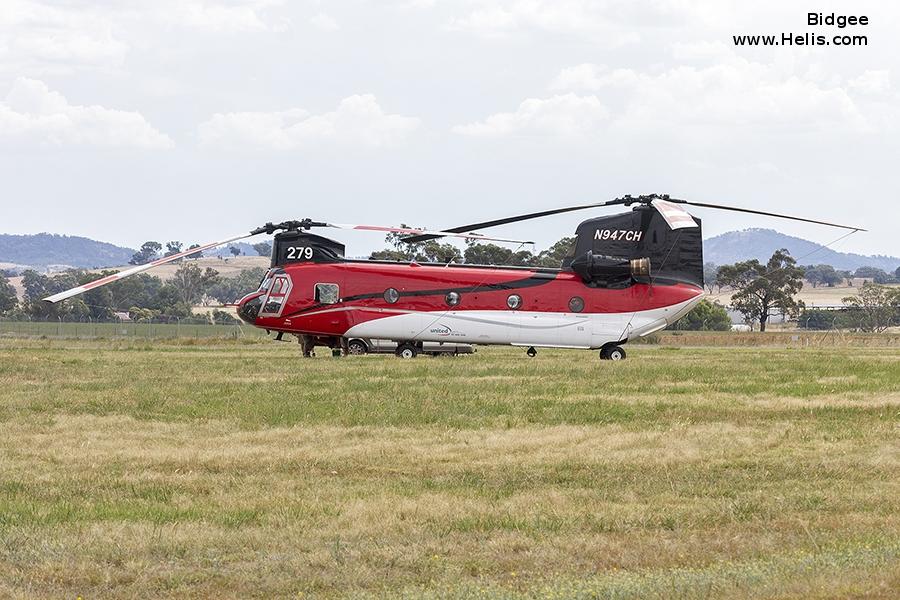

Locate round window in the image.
[507,294,522,309]
[383,288,400,304]
[445,291,461,307]
[568,296,584,313]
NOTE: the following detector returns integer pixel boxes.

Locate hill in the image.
[2,229,897,274]
[0,233,135,272]
[704,228,899,271]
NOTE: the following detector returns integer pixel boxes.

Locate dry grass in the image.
[0,339,898,598]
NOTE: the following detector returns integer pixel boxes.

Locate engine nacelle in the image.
[569,252,651,286]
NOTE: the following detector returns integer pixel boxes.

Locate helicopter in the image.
[45,194,862,360]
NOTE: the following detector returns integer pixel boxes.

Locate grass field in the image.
[0,338,898,598]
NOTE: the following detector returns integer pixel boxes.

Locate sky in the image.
[1,0,898,259]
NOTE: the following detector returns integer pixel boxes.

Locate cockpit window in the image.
[260,273,292,317]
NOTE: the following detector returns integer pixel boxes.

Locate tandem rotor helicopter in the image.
[45,194,862,360]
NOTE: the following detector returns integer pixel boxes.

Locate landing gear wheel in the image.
[600,346,626,361]
[395,343,418,359]
[526,346,537,358]
[347,340,368,355]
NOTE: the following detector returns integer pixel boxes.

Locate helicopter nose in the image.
[236,294,262,325]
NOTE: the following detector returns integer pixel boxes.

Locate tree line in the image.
[1,235,897,333]
[0,264,267,324]
[128,240,273,265]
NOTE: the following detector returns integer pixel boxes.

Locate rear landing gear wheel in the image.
[600,346,626,361]
[395,343,418,359]
[348,340,368,355]
[526,346,537,357]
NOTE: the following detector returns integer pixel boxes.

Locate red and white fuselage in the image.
[237,261,704,349]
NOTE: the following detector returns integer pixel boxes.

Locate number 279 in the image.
[286,247,313,260]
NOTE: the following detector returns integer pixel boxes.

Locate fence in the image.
[0,318,270,340]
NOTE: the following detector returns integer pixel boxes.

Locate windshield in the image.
[258,271,274,292]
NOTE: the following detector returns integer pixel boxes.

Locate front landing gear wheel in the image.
[600,346,626,361]
[526,346,537,357]
[395,343,418,359]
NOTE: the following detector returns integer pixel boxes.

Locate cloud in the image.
[0,1,289,73]
[445,0,643,43]
[548,60,873,132]
[309,12,339,32]
[0,78,174,148]
[198,94,420,149]
[452,93,609,137]
[163,1,277,33]
[0,0,129,70]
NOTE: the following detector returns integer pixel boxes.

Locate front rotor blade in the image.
[668,198,865,231]
[327,223,533,245]
[400,198,627,244]
[43,232,258,303]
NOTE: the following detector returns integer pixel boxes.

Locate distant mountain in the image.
[206,242,267,258]
[704,228,899,271]
[0,233,135,272]
[2,229,896,274]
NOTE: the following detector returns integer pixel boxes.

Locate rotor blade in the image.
[400,199,628,243]
[667,198,865,231]
[327,223,533,245]
[43,232,257,303]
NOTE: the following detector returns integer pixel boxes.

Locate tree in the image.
[533,237,575,268]
[464,242,534,266]
[228,246,241,257]
[207,267,267,304]
[0,272,17,314]
[854,266,892,284]
[185,244,203,259]
[896,265,900,280]
[798,309,839,330]
[252,242,273,257]
[170,263,220,306]
[369,227,463,264]
[670,299,731,331]
[21,270,87,320]
[703,262,719,293]
[717,249,805,332]
[130,241,162,265]
[804,264,843,288]
[164,241,183,257]
[842,283,900,333]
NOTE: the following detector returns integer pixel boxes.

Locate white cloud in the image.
[0,78,174,148]
[164,2,274,33]
[0,0,129,70]
[198,94,420,149]
[0,1,288,72]
[446,0,642,43]
[452,93,609,137]
[548,60,873,132]
[848,70,891,95]
[309,12,339,32]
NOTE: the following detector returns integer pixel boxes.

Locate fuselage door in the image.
[260,273,293,317]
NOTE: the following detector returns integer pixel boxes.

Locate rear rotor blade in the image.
[327,223,532,245]
[667,198,865,231]
[401,198,628,243]
[43,232,257,303]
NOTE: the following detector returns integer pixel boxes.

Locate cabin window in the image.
[383,288,400,304]
[260,273,292,317]
[507,294,522,309]
[445,291,461,307]
[315,283,340,305]
[568,296,584,313]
